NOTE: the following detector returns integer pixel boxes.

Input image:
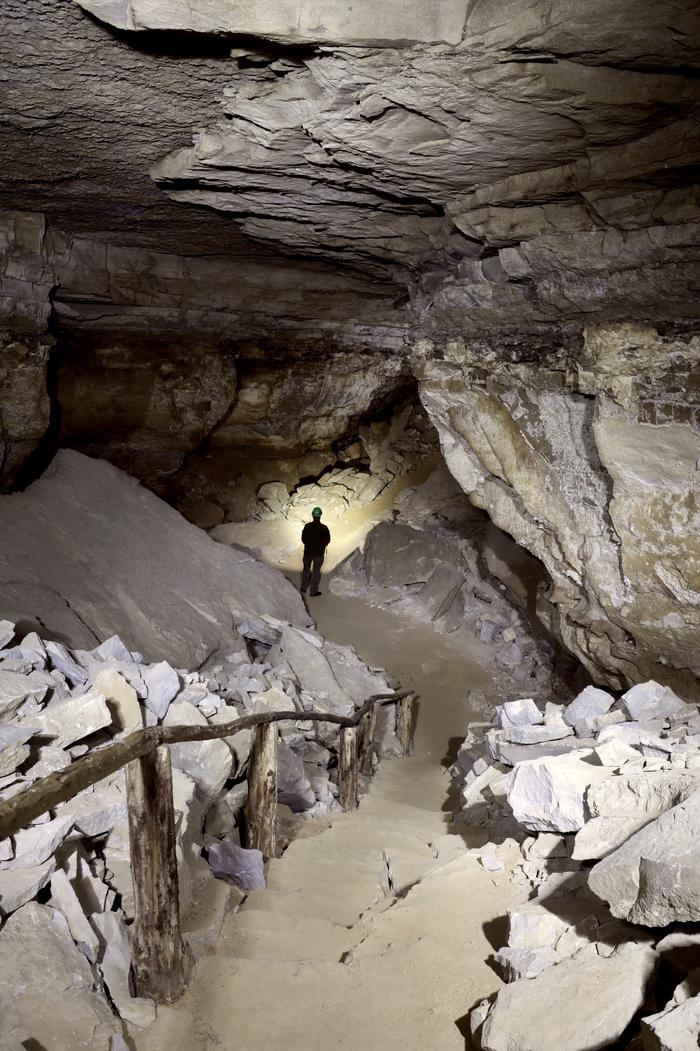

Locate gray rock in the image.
[0,669,49,719]
[496,698,543,728]
[93,635,134,663]
[642,992,700,1051]
[563,685,616,736]
[572,816,651,861]
[589,792,700,924]
[0,451,310,667]
[494,945,560,982]
[587,772,698,819]
[501,723,574,745]
[45,641,87,685]
[142,659,181,719]
[164,701,233,809]
[0,902,118,1049]
[3,814,74,870]
[271,627,350,713]
[64,773,128,836]
[28,687,112,745]
[277,739,316,812]
[0,858,55,916]
[93,668,142,732]
[480,944,658,1051]
[0,620,15,648]
[49,867,100,962]
[621,680,688,722]
[207,840,265,891]
[237,616,281,647]
[91,911,156,1027]
[506,751,610,832]
[0,723,36,776]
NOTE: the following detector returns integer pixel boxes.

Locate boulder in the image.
[587,772,698,819]
[45,641,87,685]
[496,698,543,728]
[494,945,560,982]
[0,858,55,917]
[207,841,265,891]
[164,702,232,809]
[0,669,49,719]
[563,685,616,736]
[506,751,610,832]
[270,627,350,712]
[479,944,658,1051]
[0,451,310,667]
[0,902,117,1049]
[573,816,651,861]
[621,681,688,722]
[142,660,180,720]
[642,992,700,1051]
[61,773,127,836]
[28,688,112,746]
[589,792,700,924]
[0,723,36,776]
[93,669,142,732]
[3,814,74,870]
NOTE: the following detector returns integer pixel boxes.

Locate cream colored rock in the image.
[93,668,142,732]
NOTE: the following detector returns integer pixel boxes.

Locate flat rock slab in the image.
[0,450,310,666]
[479,944,658,1051]
[642,992,700,1051]
[29,687,112,746]
[0,902,117,1049]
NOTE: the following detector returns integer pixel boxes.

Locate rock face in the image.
[0,449,310,665]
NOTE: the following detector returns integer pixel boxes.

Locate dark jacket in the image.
[302,520,331,557]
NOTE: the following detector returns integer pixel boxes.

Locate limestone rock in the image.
[164,701,233,809]
[28,687,112,746]
[506,752,610,833]
[501,724,574,746]
[142,660,180,720]
[92,911,156,1027]
[93,668,142,732]
[0,451,310,667]
[0,723,36,776]
[480,944,658,1051]
[642,993,700,1051]
[49,867,100,962]
[0,902,117,1049]
[3,814,74,870]
[207,841,265,892]
[563,686,616,736]
[621,681,688,722]
[0,858,55,917]
[496,699,544,728]
[588,792,700,924]
[0,669,48,720]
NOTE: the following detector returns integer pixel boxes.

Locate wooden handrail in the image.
[0,692,412,843]
[0,688,416,1006]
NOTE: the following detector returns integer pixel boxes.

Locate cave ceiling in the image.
[2,0,699,346]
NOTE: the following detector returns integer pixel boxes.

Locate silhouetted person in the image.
[300,506,330,596]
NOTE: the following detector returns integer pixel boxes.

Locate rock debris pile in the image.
[0,617,397,1049]
[454,681,700,1051]
[332,466,556,693]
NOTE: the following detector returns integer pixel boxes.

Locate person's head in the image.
[311,507,322,520]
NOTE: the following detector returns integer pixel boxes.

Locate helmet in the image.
[311,507,322,518]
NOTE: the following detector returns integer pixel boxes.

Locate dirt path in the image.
[132,592,524,1051]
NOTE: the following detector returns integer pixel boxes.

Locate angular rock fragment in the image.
[29,687,112,745]
[93,668,142,732]
[277,738,316,812]
[3,814,74,869]
[479,944,658,1051]
[0,722,36,776]
[92,911,156,1027]
[207,840,265,891]
[0,669,48,719]
[49,867,100,962]
[0,902,118,1048]
[506,751,609,832]
[0,857,55,916]
[165,701,233,808]
[0,620,15,648]
[563,685,616,736]
[45,640,87,685]
[142,659,180,719]
[496,698,543,728]
[621,680,688,722]
[589,792,700,924]
[501,723,574,745]
[642,991,700,1051]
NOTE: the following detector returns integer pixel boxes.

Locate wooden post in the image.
[339,726,359,811]
[125,746,186,1004]
[396,694,414,756]
[244,722,278,860]
[359,705,378,777]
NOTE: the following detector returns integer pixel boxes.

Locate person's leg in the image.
[310,555,324,594]
[300,551,312,593]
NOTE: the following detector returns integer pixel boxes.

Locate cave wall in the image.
[418,322,700,698]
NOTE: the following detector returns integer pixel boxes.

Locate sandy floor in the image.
[131,585,524,1051]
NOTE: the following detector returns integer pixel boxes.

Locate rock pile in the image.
[331,466,556,695]
[454,679,700,1051]
[0,616,397,1048]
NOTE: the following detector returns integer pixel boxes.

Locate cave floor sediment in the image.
[132,592,523,1051]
